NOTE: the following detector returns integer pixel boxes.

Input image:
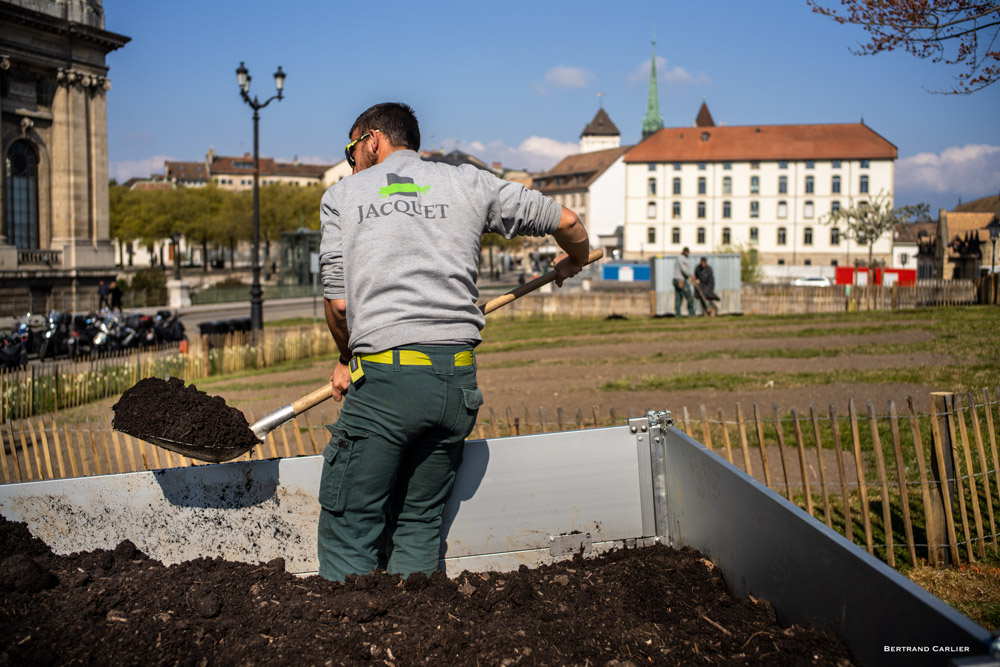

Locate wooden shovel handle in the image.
[480,248,604,315]
[290,383,335,415]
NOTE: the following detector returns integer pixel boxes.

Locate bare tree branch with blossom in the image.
[809,0,1000,93]
[822,191,930,268]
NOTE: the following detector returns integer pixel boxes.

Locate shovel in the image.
[124,248,604,463]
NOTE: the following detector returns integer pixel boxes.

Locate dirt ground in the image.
[0,516,854,666]
[192,318,948,431]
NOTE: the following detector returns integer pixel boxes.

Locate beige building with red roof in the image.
[533,108,632,254]
[623,103,898,273]
[161,149,332,190]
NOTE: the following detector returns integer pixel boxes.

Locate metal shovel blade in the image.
[116,428,264,464]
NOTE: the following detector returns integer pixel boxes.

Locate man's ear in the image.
[368,130,382,158]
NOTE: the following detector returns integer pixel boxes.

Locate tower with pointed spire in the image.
[641,35,664,140]
[580,94,621,153]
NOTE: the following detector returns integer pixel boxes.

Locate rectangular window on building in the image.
[648,178,656,195]
[805,176,814,194]
[832,160,842,169]
[805,160,815,169]
[778,160,788,169]
[857,231,867,244]
[777,201,787,219]
[860,159,870,168]
[648,163,656,171]
[750,226,759,242]
[672,227,681,244]
[723,201,731,218]
[804,227,813,245]
[673,162,682,171]
[804,259,812,266]
[723,176,732,195]
[778,259,786,266]
[723,162,732,170]
[647,227,656,244]
[722,227,731,244]
[672,201,681,219]
[779,175,787,194]
[777,227,787,245]
[647,202,656,219]
[831,227,840,245]
[750,201,759,218]
[832,175,841,194]
[831,259,839,266]
[831,200,841,214]
[750,161,760,169]
[698,177,706,195]
[804,201,814,218]
[698,162,707,170]
[697,227,706,244]
[860,175,869,193]
[673,178,681,195]
[750,175,760,194]
[697,201,706,219]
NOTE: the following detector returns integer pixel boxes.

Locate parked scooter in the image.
[154,309,186,343]
[0,330,28,369]
[38,311,72,361]
[66,313,98,359]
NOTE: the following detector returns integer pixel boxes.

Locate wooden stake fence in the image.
[3,387,1000,573]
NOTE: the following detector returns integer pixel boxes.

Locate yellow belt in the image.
[358,350,474,366]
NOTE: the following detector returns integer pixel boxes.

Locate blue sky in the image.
[103,0,1000,214]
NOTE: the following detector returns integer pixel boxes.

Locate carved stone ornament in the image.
[20,117,34,137]
[56,67,108,92]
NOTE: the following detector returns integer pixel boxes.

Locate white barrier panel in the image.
[0,425,650,576]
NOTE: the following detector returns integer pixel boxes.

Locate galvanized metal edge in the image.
[658,425,995,667]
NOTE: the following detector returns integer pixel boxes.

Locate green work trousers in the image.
[674,278,695,316]
[317,345,482,582]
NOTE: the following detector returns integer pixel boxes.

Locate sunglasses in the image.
[345,129,381,168]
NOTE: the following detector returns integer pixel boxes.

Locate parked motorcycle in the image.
[154,309,186,343]
[0,330,28,369]
[38,310,72,361]
[66,313,98,359]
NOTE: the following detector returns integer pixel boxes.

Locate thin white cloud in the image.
[544,65,594,88]
[530,81,548,97]
[629,56,711,86]
[439,135,578,172]
[110,154,175,182]
[897,144,1000,197]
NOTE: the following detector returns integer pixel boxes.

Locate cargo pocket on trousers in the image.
[318,427,367,513]
[462,387,483,413]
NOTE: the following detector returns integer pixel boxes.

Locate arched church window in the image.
[5,141,39,249]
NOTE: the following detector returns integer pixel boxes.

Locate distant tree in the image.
[720,243,764,284]
[823,191,930,269]
[809,0,1000,93]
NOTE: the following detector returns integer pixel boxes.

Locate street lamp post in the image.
[172,231,182,281]
[236,61,285,332]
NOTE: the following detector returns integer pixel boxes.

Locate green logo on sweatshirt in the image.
[379,182,431,198]
[379,173,430,198]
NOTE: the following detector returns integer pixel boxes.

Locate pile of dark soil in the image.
[0,517,853,666]
[112,377,258,451]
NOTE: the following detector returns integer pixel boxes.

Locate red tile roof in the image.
[534,146,631,193]
[209,155,331,178]
[625,122,897,163]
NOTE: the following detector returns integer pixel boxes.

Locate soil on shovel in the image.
[112,377,258,451]
[0,517,854,666]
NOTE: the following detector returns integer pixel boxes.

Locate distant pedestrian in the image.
[109,281,123,312]
[673,247,695,317]
[97,280,110,311]
[693,257,719,316]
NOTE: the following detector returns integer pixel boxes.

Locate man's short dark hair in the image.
[350,102,420,151]
[682,247,690,254]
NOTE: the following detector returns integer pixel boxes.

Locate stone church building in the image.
[0,0,128,315]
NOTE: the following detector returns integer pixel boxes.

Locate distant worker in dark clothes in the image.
[672,247,695,317]
[109,281,123,312]
[98,280,110,311]
[693,257,719,316]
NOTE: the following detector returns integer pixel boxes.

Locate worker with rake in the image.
[317,102,590,582]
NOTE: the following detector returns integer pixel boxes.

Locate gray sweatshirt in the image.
[320,150,562,353]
